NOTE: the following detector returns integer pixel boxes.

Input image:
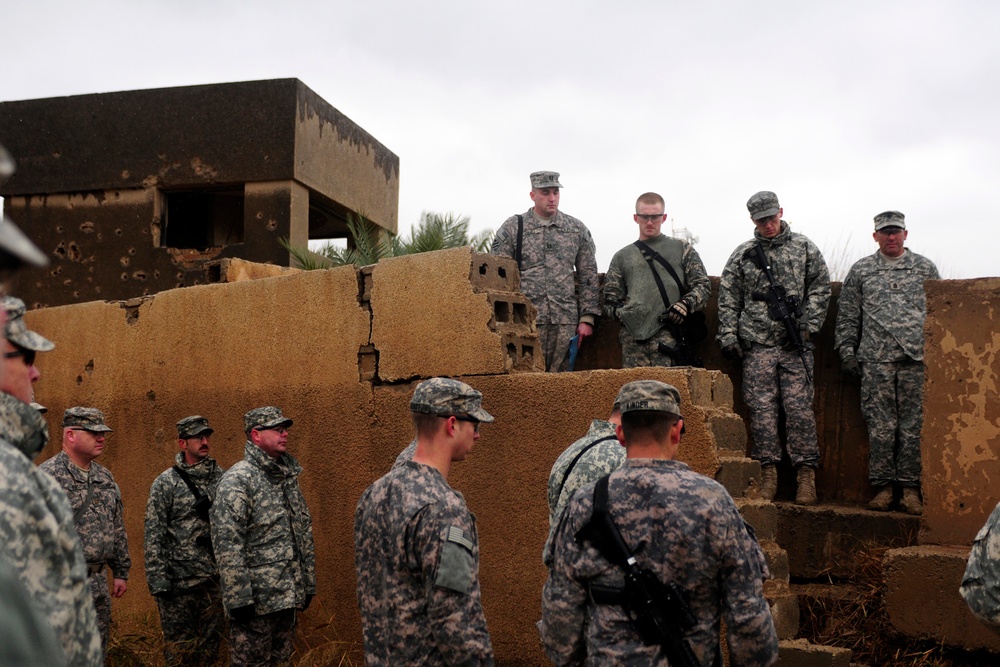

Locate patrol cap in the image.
[615,380,682,417]
[63,406,113,432]
[530,171,563,189]
[176,415,213,439]
[874,210,905,231]
[244,406,292,433]
[409,377,494,423]
[2,296,54,352]
[747,191,780,221]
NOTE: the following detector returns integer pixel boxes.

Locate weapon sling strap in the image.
[172,465,209,520]
[553,435,618,512]
[515,215,524,271]
[73,480,95,524]
[633,240,687,314]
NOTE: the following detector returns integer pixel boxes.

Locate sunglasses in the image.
[455,416,481,433]
[4,348,36,366]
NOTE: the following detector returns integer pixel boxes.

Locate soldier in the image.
[543,401,624,566]
[541,380,778,665]
[354,378,495,665]
[211,406,316,667]
[42,407,131,651]
[717,191,831,505]
[961,500,1000,634]
[603,192,711,367]
[491,171,600,371]
[835,211,939,515]
[144,415,226,665]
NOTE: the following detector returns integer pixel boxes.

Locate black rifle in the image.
[576,476,704,667]
[745,242,812,382]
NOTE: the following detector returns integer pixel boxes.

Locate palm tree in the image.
[282,212,491,269]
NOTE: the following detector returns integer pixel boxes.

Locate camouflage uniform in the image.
[835,248,939,488]
[211,406,315,667]
[354,377,495,665]
[718,220,830,467]
[543,419,624,565]
[0,552,68,666]
[603,234,710,367]
[961,500,1000,633]
[392,438,417,469]
[144,422,226,666]
[0,394,103,666]
[491,176,600,372]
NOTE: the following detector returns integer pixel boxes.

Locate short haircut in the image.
[620,410,679,443]
[412,411,445,439]
[635,192,665,212]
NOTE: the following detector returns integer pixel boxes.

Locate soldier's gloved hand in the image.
[153,590,176,601]
[301,594,314,612]
[722,343,744,361]
[842,356,860,377]
[230,604,256,624]
[665,300,688,324]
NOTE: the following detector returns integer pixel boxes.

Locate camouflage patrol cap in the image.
[874,210,905,231]
[530,171,563,189]
[244,406,293,433]
[615,380,682,417]
[409,377,494,422]
[63,406,113,432]
[176,415,213,439]
[747,191,780,221]
[2,296,54,352]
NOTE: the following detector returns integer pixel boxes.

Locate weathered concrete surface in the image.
[884,545,1000,652]
[921,278,1000,546]
[777,639,851,667]
[775,504,919,579]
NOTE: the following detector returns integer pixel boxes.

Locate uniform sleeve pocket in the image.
[434,525,475,594]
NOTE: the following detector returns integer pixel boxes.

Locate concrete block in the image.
[769,588,801,640]
[775,504,919,579]
[708,411,748,455]
[717,455,760,499]
[884,545,1000,652]
[469,252,519,293]
[736,498,777,541]
[688,368,713,407]
[357,344,377,381]
[501,333,544,373]
[712,371,734,409]
[777,639,852,667]
[761,540,790,582]
[359,264,374,304]
[488,292,537,334]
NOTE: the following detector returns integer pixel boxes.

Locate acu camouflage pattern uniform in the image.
[542,381,777,666]
[603,234,710,367]
[718,202,830,469]
[543,419,624,565]
[0,395,103,666]
[144,416,226,666]
[490,172,600,372]
[961,500,1000,634]
[41,408,131,651]
[210,407,315,667]
[0,552,68,666]
[834,213,939,490]
[354,377,495,665]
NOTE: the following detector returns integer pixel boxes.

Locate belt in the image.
[86,562,106,576]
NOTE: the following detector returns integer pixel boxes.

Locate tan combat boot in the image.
[900,487,923,515]
[794,466,818,505]
[759,464,778,502]
[868,485,894,511]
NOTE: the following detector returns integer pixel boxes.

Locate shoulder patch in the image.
[434,524,476,594]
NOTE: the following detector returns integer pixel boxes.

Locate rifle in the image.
[745,243,812,382]
[576,476,705,667]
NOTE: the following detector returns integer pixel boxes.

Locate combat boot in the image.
[794,466,817,505]
[900,487,923,515]
[868,485,894,511]
[759,464,778,502]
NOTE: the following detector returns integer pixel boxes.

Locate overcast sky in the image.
[5,0,998,279]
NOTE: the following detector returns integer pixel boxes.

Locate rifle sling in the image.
[515,215,524,271]
[172,465,210,521]
[633,240,688,304]
[73,481,95,524]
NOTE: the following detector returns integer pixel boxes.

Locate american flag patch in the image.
[447,525,474,551]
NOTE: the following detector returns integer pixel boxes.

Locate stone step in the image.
[777,639,852,667]
[736,497,777,541]
[717,454,761,499]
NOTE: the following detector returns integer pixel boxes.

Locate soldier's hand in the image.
[842,356,860,377]
[230,604,256,623]
[665,300,688,324]
[112,578,128,598]
[722,343,744,361]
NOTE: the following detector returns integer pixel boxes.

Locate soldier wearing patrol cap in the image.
[42,407,131,651]
[1,296,54,405]
[542,380,778,665]
[835,210,939,515]
[491,171,600,372]
[210,407,315,666]
[144,416,225,665]
[0,143,103,665]
[355,377,495,665]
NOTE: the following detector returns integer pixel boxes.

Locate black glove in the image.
[153,589,175,601]
[664,300,688,325]
[229,604,256,623]
[722,343,744,361]
[301,593,314,612]
[842,356,860,377]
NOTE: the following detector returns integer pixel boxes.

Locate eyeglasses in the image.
[455,416,480,433]
[259,426,289,434]
[635,214,664,222]
[3,348,36,366]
